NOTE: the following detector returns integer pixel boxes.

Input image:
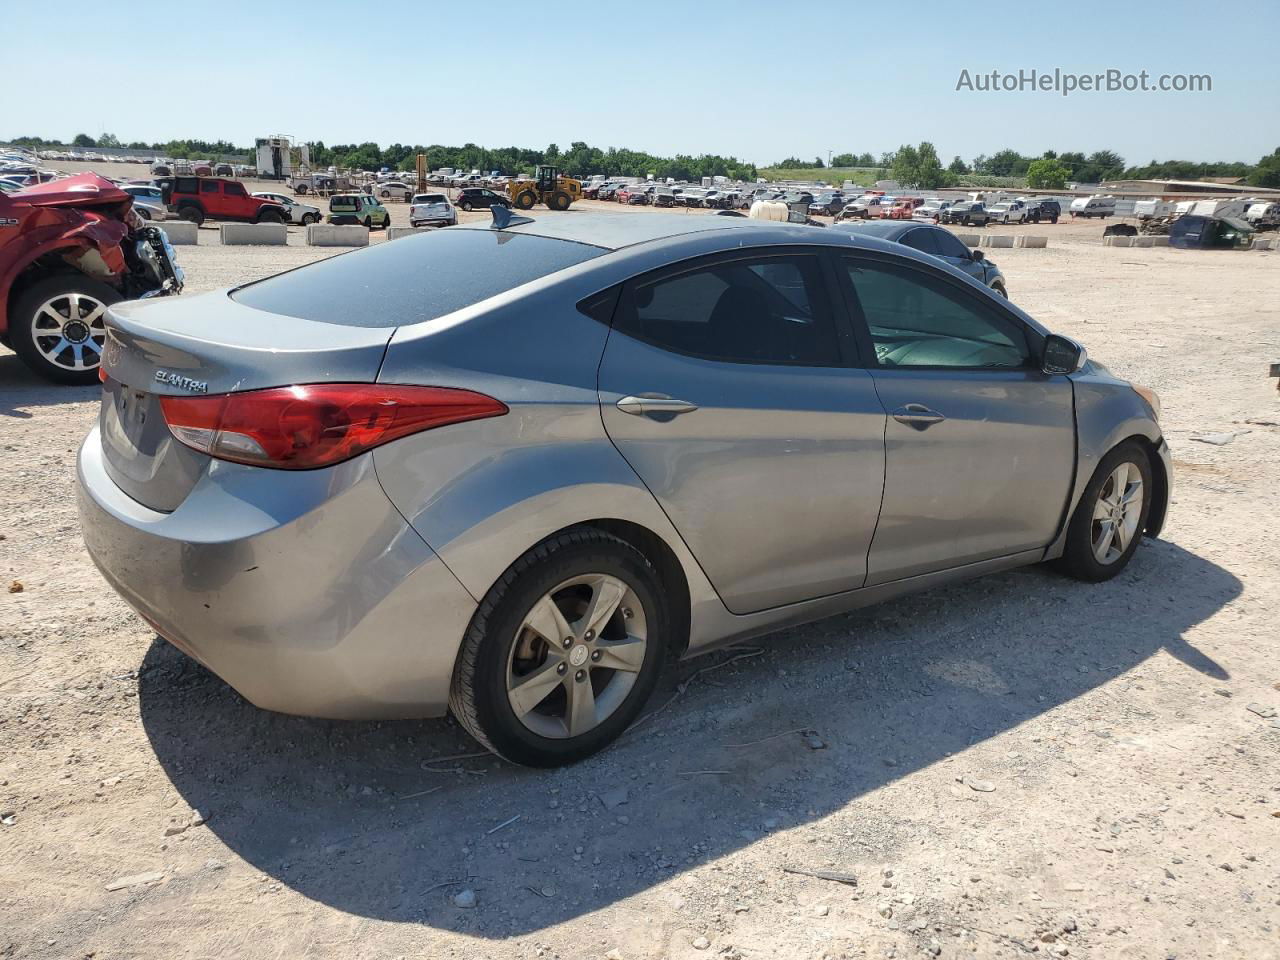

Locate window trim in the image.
[602,246,862,369]
[832,250,1044,373]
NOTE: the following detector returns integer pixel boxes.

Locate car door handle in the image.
[892,403,946,428]
[616,395,699,418]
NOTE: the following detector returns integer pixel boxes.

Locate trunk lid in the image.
[98,291,394,512]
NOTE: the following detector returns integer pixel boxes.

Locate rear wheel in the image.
[1055,441,1153,582]
[450,528,668,767]
[135,207,152,220]
[381,190,391,199]
[362,216,372,229]
[460,200,473,212]
[177,205,204,226]
[10,274,120,385]
[256,208,283,224]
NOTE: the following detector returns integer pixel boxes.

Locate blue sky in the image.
[7,0,1276,166]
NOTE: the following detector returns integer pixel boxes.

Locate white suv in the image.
[988,201,1028,224]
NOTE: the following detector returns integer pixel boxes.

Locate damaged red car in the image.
[1,173,183,384]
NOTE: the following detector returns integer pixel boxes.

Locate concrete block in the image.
[954,233,981,247]
[152,221,198,245]
[1016,235,1048,248]
[1133,236,1154,248]
[306,224,369,247]
[219,222,287,245]
[1149,235,1170,246]
[981,234,1015,248]
[1104,235,1133,247]
[387,226,436,241]
[1252,237,1273,251]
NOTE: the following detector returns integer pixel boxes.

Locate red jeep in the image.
[1,173,183,384]
[158,176,288,227]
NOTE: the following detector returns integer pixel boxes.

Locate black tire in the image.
[990,281,1007,298]
[256,208,283,224]
[302,212,318,226]
[547,190,571,211]
[1055,440,1154,582]
[135,207,152,220]
[513,191,537,210]
[362,217,372,229]
[177,205,204,226]
[10,273,121,385]
[295,184,308,195]
[449,527,669,767]
[380,190,391,199]
[460,200,473,212]
[378,215,389,231]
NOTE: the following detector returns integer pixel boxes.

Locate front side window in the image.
[224,181,246,197]
[200,181,219,194]
[843,258,1029,369]
[615,254,842,366]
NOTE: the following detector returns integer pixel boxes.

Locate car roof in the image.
[454,210,930,253]
[835,220,920,242]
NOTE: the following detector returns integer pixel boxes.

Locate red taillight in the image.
[159,383,507,470]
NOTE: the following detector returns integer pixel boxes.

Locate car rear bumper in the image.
[327,215,362,224]
[77,425,477,719]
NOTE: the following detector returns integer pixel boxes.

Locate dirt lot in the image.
[2,194,1279,960]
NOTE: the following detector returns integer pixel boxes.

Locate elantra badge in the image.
[154,370,209,394]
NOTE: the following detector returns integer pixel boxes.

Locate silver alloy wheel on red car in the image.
[31,292,108,373]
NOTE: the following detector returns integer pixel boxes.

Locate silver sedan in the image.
[77,212,1170,767]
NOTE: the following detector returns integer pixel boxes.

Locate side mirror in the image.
[1043,334,1087,375]
[971,249,985,261]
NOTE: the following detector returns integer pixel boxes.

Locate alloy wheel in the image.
[31,292,107,372]
[506,573,648,739]
[1091,461,1143,564]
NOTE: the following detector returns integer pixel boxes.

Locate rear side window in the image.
[614,254,842,366]
[201,181,219,194]
[232,229,605,328]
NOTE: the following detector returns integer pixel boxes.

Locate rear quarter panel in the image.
[371,260,724,620]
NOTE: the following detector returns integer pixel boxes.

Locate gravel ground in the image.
[1,200,1278,960]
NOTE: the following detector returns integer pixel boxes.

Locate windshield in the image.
[232,229,606,328]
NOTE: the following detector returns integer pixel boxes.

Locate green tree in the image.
[1249,147,1280,188]
[97,132,121,148]
[812,156,825,168]
[890,144,919,185]
[986,148,1029,177]
[831,152,857,167]
[1025,156,1072,189]
[773,156,805,168]
[948,155,968,175]
[72,133,96,147]
[857,152,875,166]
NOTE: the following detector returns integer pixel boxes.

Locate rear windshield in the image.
[330,195,360,208]
[414,194,447,203]
[232,228,606,328]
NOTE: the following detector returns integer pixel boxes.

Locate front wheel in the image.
[362,217,372,229]
[9,274,121,385]
[449,528,669,767]
[1055,441,1153,582]
[513,191,536,210]
[547,190,571,211]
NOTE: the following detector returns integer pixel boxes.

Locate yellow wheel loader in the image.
[508,165,582,211]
